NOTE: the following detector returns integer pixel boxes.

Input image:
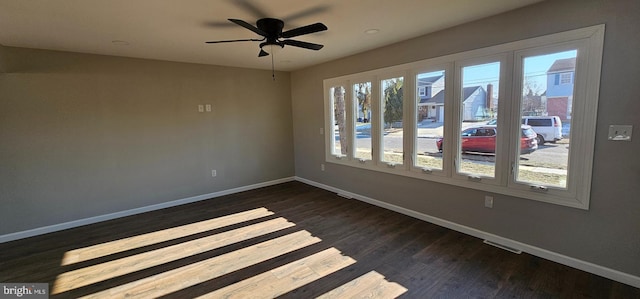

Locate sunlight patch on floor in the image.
[317,271,408,298]
[77,230,321,298]
[61,207,274,265]
[196,247,357,298]
[52,206,410,298]
[52,217,293,294]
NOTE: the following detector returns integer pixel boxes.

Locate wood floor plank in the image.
[51,217,294,294]
[317,270,408,299]
[80,230,321,298]
[61,207,275,265]
[197,247,355,298]
[0,181,637,299]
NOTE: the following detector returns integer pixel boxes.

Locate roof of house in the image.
[547,57,576,73]
[421,90,444,104]
[417,75,444,86]
[420,86,483,105]
[463,86,483,101]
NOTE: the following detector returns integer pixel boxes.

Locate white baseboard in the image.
[0,177,295,244]
[294,176,640,289]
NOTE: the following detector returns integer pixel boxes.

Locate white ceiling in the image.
[0,0,543,71]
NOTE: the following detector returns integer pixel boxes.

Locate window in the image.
[560,72,572,84]
[353,82,373,162]
[328,85,347,157]
[324,25,604,209]
[513,48,577,191]
[380,76,404,166]
[526,119,552,126]
[456,61,501,180]
[414,69,447,172]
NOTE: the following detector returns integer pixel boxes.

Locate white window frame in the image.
[324,80,350,161]
[351,79,376,165]
[451,54,510,187]
[378,70,408,171]
[323,25,604,209]
[507,38,600,207]
[409,63,453,177]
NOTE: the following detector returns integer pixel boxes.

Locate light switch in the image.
[205,104,212,112]
[608,125,632,141]
[198,105,204,113]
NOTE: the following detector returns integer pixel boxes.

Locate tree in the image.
[356,83,372,122]
[333,86,348,155]
[523,76,543,97]
[522,77,545,115]
[383,78,403,128]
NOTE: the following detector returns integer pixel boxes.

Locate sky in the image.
[417,49,578,98]
[522,49,577,94]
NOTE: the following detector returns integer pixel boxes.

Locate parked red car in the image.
[437,125,538,154]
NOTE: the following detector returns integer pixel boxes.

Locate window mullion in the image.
[345,80,355,161]
[495,53,512,187]
[370,78,382,166]
[441,64,455,177]
[403,71,414,170]
[449,62,464,179]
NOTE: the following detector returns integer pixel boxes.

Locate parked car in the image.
[521,116,563,144]
[437,125,538,154]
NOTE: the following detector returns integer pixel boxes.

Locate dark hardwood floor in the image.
[1,181,638,298]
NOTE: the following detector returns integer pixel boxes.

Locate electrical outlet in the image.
[205,104,212,112]
[211,170,217,177]
[608,125,632,141]
[320,164,325,171]
[320,127,324,135]
[484,196,494,208]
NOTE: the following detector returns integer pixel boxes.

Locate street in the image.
[353,122,569,169]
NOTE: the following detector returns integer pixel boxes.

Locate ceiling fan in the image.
[205,18,328,57]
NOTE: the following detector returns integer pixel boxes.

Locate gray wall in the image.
[0,47,294,234]
[0,44,6,73]
[291,0,640,276]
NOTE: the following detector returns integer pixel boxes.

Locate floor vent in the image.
[483,240,523,254]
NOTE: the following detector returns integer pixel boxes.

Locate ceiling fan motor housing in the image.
[257,18,285,47]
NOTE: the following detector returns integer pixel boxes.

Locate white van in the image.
[521,116,563,144]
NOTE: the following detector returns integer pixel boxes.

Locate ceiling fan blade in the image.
[228,19,267,36]
[233,0,269,19]
[205,38,263,44]
[281,39,324,50]
[258,49,270,57]
[282,5,330,23]
[281,23,327,38]
[202,20,237,28]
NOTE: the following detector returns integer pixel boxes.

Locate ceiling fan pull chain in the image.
[271,45,276,81]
